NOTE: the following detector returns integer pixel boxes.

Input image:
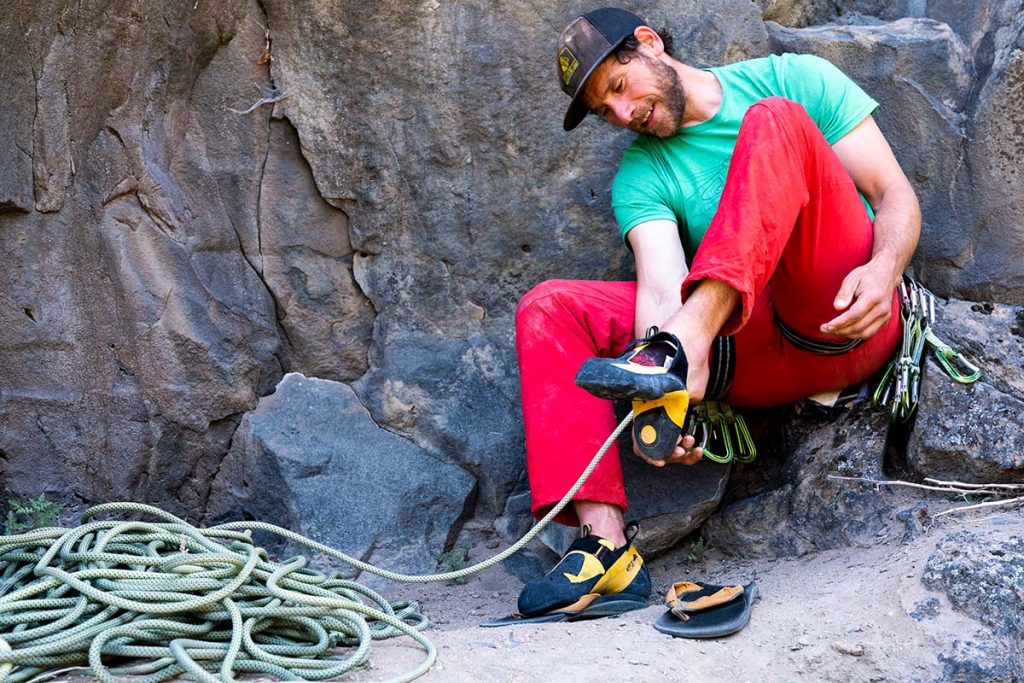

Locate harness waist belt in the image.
[705,336,736,399]
[774,315,863,356]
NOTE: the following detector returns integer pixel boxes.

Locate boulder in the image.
[922,529,1024,682]
[620,449,730,554]
[206,373,476,578]
[703,400,909,558]
[923,531,1024,637]
[907,300,1024,482]
[936,636,1024,683]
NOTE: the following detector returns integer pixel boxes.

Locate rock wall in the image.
[2,1,1023,565]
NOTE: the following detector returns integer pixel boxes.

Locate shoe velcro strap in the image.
[664,582,743,621]
[564,535,615,559]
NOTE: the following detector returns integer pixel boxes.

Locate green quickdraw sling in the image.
[685,401,757,465]
[872,276,982,422]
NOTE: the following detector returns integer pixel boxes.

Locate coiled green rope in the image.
[0,412,634,683]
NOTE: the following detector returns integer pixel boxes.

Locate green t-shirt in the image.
[611,53,878,260]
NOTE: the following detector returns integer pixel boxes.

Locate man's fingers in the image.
[841,307,891,339]
[633,431,706,466]
[680,447,703,465]
[822,287,893,336]
[825,301,891,338]
[833,268,865,311]
[822,298,872,334]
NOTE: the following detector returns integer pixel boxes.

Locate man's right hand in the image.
[633,431,704,467]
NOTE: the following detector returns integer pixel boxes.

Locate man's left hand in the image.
[820,258,898,340]
[633,432,703,468]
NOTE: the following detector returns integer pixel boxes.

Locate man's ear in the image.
[633,26,664,55]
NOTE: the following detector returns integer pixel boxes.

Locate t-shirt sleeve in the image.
[776,53,879,144]
[611,144,678,244]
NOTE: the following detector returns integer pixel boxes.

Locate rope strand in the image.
[0,412,634,682]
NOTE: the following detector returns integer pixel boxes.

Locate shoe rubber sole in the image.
[479,593,648,628]
[575,359,685,401]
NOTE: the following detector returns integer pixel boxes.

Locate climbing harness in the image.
[0,415,636,683]
[873,277,982,422]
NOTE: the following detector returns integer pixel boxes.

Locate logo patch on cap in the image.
[559,47,580,86]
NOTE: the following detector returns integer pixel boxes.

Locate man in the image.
[512,7,920,620]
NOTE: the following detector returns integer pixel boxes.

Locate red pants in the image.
[516,98,902,525]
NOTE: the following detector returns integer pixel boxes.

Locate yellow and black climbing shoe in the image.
[575,329,690,460]
[575,328,687,401]
[481,523,651,627]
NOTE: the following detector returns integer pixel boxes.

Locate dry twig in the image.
[934,496,1024,518]
[923,477,1024,491]
[829,474,1024,518]
[228,84,288,115]
[827,475,1005,497]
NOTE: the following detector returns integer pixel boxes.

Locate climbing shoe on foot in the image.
[575,329,688,401]
[480,523,651,627]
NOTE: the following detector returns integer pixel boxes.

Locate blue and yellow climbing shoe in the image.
[576,329,691,460]
[481,524,651,627]
[575,329,688,401]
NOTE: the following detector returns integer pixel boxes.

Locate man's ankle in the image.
[574,501,627,547]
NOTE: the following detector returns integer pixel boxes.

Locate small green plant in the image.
[436,541,473,584]
[5,495,61,535]
[687,537,708,563]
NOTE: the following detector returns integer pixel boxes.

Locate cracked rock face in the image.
[2,1,1024,572]
[907,300,1024,482]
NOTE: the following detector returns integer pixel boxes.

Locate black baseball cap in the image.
[557,8,645,131]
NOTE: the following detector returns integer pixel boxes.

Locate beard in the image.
[633,56,686,138]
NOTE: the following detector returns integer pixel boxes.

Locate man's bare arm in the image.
[628,219,689,337]
[628,220,715,466]
[827,115,922,339]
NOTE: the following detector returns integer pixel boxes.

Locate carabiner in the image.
[926,329,982,383]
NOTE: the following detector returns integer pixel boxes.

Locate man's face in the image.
[581,50,685,138]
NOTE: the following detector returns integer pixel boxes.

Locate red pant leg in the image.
[515,279,636,525]
[684,97,901,404]
[725,281,901,406]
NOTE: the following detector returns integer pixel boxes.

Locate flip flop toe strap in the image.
[665,582,744,621]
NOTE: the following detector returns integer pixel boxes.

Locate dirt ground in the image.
[35,506,1021,683]
[354,507,1023,683]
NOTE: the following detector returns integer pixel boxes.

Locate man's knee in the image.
[517,279,572,320]
[743,96,812,128]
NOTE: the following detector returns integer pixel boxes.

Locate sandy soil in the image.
[39,507,1021,683]
[355,508,1023,683]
